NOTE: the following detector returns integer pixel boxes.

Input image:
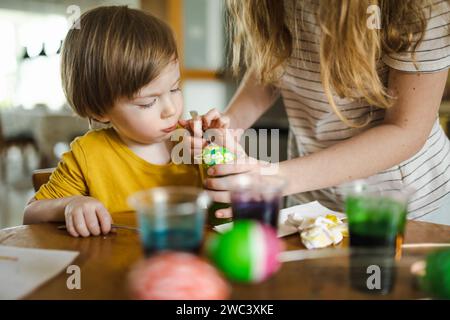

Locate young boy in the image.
[23,6,201,237]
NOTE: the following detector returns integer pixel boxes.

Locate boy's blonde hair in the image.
[61,6,177,119]
[226,0,442,127]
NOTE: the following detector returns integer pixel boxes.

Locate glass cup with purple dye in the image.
[230,174,286,230]
[128,187,210,256]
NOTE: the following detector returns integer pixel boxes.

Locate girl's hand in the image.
[205,157,274,218]
[64,196,112,237]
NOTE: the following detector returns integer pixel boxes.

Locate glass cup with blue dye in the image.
[128,187,210,256]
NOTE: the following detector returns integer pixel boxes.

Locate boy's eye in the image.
[170,87,181,93]
[138,99,157,109]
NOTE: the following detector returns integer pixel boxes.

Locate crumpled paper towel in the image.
[286,214,348,249]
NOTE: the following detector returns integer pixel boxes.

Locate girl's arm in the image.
[207,68,448,207]
[224,71,280,130]
[278,69,448,195]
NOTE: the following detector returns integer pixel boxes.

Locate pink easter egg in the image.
[128,252,230,300]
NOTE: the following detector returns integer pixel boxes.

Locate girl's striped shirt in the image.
[281,0,450,219]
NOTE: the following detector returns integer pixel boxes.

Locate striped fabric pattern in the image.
[281,0,450,219]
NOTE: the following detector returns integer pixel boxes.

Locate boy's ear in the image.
[92,114,111,124]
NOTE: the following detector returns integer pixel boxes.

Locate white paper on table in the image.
[0,245,79,300]
[213,201,346,238]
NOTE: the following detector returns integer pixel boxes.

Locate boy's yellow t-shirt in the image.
[35,128,201,215]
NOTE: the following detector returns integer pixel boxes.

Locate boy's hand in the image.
[178,108,230,138]
[178,108,235,159]
[64,196,112,237]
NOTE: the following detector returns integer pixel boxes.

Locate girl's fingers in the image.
[73,210,90,237]
[65,214,79,237]
[217,115,230,128]
[206,129,242,153]
[96,206,112,235]
[215,208,233,219]
[84,209,101,236]
[204,175,236,191]
[202,108,221,128]
[206,190,231,203]
[210,115,230,129]
[207,162,254,176]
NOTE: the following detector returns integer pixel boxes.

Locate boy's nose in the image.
[161,100,177,119]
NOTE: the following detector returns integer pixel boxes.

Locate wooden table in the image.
[1,212,449,300]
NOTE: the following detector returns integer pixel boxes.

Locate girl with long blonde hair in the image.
[185,0,450,224]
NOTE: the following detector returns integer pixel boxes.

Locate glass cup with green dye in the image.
[343,180,411,253]
[342,180,412,294]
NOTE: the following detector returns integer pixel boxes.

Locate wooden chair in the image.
[32,168,55,192]
[0,114,40,181]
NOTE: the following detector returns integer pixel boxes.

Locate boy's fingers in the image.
[84,210,101,236]
[178,119,195,135]
[181,136,207,159]
[187,120,193,132]
[186,135,207,148]
[96,206,112,235]
[65,214,79,237]
[177,119,188,128]
[73,210,90,237]
[192,119,203,138]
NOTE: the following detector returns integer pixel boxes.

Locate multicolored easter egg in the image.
[207,220,282,283]
[128,252,230,300]
[201,143,236,168]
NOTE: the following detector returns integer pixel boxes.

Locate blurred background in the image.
[0,0,448,229]
[0,0,289,228]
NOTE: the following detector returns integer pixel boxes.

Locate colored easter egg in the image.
[201,143,236,168]
[207,220,282,283]
[199,143,237,226]
[422,249,450,299]
[128,252,230,300]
